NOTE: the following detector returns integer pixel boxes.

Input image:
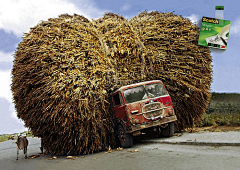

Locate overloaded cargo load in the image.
[11,12,212,155]
[12,14,115,155]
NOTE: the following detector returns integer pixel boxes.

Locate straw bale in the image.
[12,14,115,155]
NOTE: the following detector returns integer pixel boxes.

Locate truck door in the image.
[111,92,127,122]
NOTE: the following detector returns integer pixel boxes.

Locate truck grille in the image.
[142,102,166,120]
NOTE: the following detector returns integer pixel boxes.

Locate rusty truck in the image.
[110,80,177,147]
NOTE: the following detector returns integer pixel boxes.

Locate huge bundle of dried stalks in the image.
[12,12,212,155]
[130,11,212,129]
[93,13,148,87]
[12,14,115,155]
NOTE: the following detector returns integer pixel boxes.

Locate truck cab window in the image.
[123,86,147,103]
[145,83,167,98]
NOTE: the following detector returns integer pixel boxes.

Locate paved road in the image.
[140,131,240,146]
[0,133,240,170]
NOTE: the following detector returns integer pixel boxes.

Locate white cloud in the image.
[0,0,104,37]
[0,70,17,118]
[0,70,12,103]
[186,14,200,24]
[0,69,25,128]
[121,3,132,12]
[0,69,15,117]
[0,51,13,62]
[231,17,240,36]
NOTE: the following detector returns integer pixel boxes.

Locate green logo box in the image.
[198,16,231,50]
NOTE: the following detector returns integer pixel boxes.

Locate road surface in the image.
[0,137,240,170]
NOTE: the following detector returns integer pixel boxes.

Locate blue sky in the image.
[0,0,239,134]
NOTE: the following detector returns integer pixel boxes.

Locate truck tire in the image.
[161,122,174,137]
[117,125,133,148]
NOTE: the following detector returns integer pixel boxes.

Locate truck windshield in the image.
[145,83,167,98]
[123,86,148,103]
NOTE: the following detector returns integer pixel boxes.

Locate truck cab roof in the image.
[110,80,164,95]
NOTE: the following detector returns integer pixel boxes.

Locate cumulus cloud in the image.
[0,70,12,103]
[0,70,21,120]
[231,17,240,36]
[0,97,27,134]
[0,0,104,37]
[0,51,13,62]
[0,69,24,123]
[186,14,201,26]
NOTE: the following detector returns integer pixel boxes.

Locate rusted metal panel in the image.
[126,115,177,133]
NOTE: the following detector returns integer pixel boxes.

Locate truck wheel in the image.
[161,122,174,137]
[117,125,133,148]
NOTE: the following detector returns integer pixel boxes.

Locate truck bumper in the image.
[126,115,177,133]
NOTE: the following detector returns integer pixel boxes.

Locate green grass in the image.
[198,92,240,127]
[0,131,35,143]
[199,112,240,127]
[0,135,10,143]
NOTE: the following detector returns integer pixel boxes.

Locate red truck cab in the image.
[110,80,177,147]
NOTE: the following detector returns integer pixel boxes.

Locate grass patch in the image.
[198,112,240,127]
[197,92,240,127]
[0,135,10,143]
[0,131,35,143]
